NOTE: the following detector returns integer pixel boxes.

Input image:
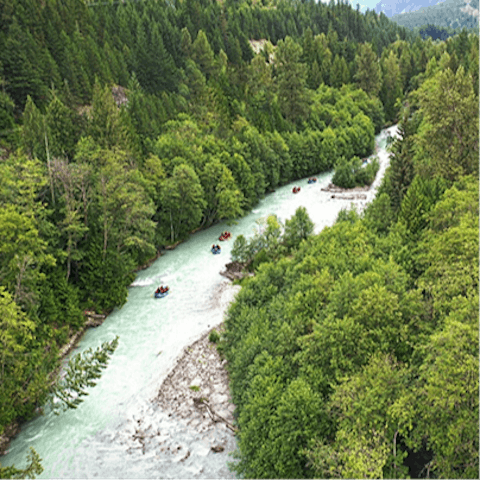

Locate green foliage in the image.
[363,192,395,236]
[332,156,380,189]
[380,107,418,215]
[398,174,447,238]
[231,234,251,264]
[380,50,403,123]
[231,209,315,267]
[79,239,135,312]
[318,354,411,479]
[0,2,477,476]
[0,287,43,430]
[38,269,84,333]
[50,336,119,413]
[283,206,314,250]
[224,138,478,478]
[87,82,137,154]
[45,93,81,160]
[0,205,55,309]
[275,36,309,125]
[208,329,220,344]
[200,157,244,224]
[21,96,46,162]
[0,89,16,137]
[416,176,479,319]
[158,163,206,243]
[332,156,355,188]
[354,42,382,98]
[413,66,479,182]
[393,295,479,479]
[0,447,43,479]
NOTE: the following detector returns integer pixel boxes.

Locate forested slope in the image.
[0,0,478,477]
[391,0,479,31]
[222,39,479,478]
[0,0,414,440]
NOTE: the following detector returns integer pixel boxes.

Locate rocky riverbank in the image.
[220,261,252,282]
[107,322,239,478]
[321,182,369,200]
[154,324,236,439]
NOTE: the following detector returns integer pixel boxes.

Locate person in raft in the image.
[156,286,169,294]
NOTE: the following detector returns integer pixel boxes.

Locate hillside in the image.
[390,0,479,30]
[375,0,446,17]
[0,0,478,478]
[0,2,418,464]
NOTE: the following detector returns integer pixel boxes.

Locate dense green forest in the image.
[0,0,478,477]
[222,40,479,479]
[391,0,479,31]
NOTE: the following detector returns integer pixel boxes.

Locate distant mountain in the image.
[374,0,446,17]
[388,0,479,30]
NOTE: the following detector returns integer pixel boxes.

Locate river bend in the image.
[2,126,397,478]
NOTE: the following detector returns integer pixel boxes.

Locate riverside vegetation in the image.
[222,69,479,478]
[0,0,478,477]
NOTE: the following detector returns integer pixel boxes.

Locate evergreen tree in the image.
[330,54,350,88]
[159,163,206,243]
[191,29,217,80]
[45,93,80,160]
[380,50,403,123]
[414,66,479,182]
[354,42,382,97]
[275,36,309,126]
[21,96,46,161]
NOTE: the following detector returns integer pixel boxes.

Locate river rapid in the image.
[2,126,397,478]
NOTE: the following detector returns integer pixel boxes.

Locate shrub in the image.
[332,156,380,188]
[209,329,220,343]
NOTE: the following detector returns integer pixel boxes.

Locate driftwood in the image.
[331,193,367,200]
[321,182,370,194]
[193,397,237,433]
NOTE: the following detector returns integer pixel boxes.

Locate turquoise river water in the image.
[2,126,397,478]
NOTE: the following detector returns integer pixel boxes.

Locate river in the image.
[1,125,397,478]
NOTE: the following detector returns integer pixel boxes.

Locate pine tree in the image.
[275,36,309,125]
[354,42,382,97]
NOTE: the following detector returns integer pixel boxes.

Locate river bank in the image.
[134,126,398,469]
[0,311,108,457]
[130,127,398,475]
[154,323,236,437]
[1,126,397,478]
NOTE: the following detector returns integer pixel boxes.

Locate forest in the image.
[0,0,478,478]
[223,68,479,478]
[391,0,479,31]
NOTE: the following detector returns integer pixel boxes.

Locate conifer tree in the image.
[191,29,217,80]
[354,42,382,97]
[414,66,478,182]
[275,36,309,125]
[21,96,46,161]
